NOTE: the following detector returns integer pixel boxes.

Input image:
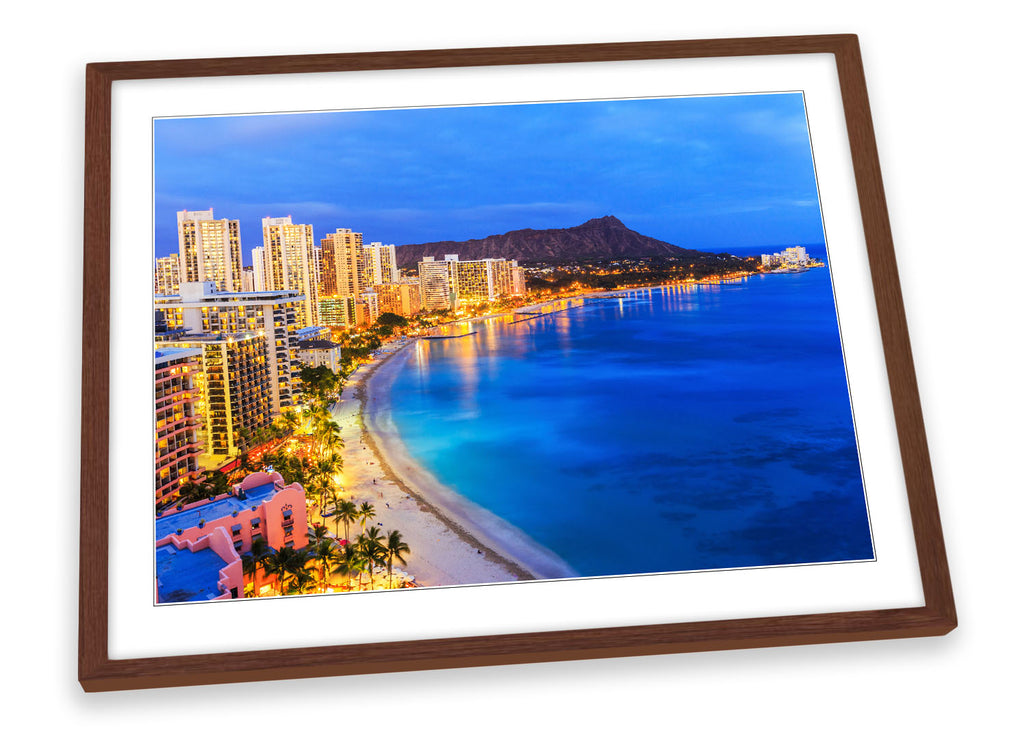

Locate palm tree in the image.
[231,449,254,484]
[229,429,256,483]
[300,364,344,406]
[177,469,230,506]
[280,408,302,435]
[303,403,330,439]
[312,418,342,461]
[311,538,342,592]
[262,547,308,597]
[311,453,342,508]
[358,527,386,589]
[384,530,411,589]
[286,566,316,595]
[357,501,376,536]
[271,452,312,489]
[336,543,366,591]
[308,524,331,549]
[334,500,358,543]
[240,537,270,597]
[323,490,340,536]
[305,475,327,513]
[319,431,343,462]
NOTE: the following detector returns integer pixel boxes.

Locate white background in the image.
[1,1,1019,734]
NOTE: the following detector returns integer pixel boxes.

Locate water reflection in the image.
[390,268,870,577]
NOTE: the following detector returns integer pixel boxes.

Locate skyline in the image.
[154,92,826,265]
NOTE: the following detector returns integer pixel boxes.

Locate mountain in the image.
[394,216,714,267]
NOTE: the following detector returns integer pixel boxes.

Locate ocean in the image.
[387,254,874,578]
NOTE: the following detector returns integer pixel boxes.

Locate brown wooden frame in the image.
[80,34,955,692]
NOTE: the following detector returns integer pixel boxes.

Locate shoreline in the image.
[419,270,761,338]
[333,340,578,588]
[326,271,767,588]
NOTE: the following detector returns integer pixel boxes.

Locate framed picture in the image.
[80,34,955,692]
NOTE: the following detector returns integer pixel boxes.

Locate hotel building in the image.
[319,228,364,298]
[418,255,460,311]
[155,282,304,415]
[251,247,266,291]
[417,255,522,308]
[361,242,399,287]
[155,471,309,600]
[374,280,422,317]
[177,209,244,292]
[357,291,380,326]
[155,254,181,296]
[296,338,345,373]
[455,257,514,304]
[295,325,332,342]
[318,295,357,328]
[156,331,272,459]
[511,263,527,296]
[317,292,379,328]
[155,526,244,603]
[260,216,320,328]
[762,246,810,268]
[154,347,203,505]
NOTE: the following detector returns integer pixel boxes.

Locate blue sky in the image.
[154,93,825,263]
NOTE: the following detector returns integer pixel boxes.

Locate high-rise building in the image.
[251,247,266,291]
[317,244,334,298]
[418,255,518,307]
[241,266,255,292]
[318,296,358,328]
[260,216,319,327]
[177,209,243,292]
[312,244,322,291]
[317,293,380,328]
[511,262,527,296]
[154,347,203,505]
[155,282,304,414]
[319,228,363,299]
[455,257,514,303]
[156,331,272,459]
[357,291,380,326]
[155,254,181,296]
[361,242,399,287]
[374,280,422,317]
[418,255,460,311]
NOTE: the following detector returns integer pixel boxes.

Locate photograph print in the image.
[152,91,874,605]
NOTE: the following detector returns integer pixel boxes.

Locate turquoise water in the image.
[389,262,874,577]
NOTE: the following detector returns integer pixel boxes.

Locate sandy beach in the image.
[330,337,577,589]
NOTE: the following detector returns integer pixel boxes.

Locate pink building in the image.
[155,471,309,601]
[155,526,244,603]
[155,347,203,505]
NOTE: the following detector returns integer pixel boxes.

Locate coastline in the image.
[326,271,765,588]
[332,339,578,588]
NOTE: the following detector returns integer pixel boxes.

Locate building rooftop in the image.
[155,346,202,363]
[155,289,303,304]
[296,339,340,350]
[155,482,279,539]
[155,331,262,346]
[155,542,226,602]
